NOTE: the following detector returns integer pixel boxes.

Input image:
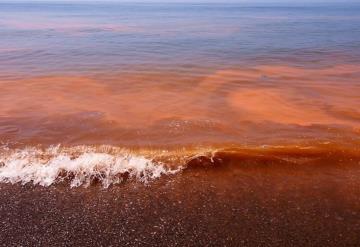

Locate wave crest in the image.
[0,146,181,188]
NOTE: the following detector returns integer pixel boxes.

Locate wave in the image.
[0,144,359,188]
[0,146,181,188]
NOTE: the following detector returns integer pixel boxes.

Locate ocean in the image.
[0,2,359,186]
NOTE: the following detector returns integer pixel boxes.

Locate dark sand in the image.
[1,163,360,246]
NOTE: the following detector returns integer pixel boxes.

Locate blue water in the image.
[1,2,360,77]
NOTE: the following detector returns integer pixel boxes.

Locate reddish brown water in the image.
[1,64,359,147]
[1,63,359,187]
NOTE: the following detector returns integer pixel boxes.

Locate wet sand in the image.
[1,162,360,246]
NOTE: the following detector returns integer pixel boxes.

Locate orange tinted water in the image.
[0,64,359,149]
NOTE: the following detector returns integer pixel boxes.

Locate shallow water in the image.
[0,2,359,186]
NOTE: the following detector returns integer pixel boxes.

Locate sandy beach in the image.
[1,161,360,246]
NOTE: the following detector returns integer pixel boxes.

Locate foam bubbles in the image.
[0,146,181,188]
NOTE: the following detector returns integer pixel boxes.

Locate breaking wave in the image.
[0,143,359,188]
[0,146,182,188]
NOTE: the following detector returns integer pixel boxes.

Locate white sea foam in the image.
[0,146,181,188]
